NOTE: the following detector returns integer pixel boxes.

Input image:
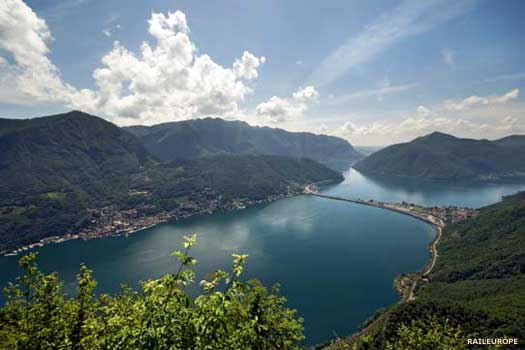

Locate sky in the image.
[0,0,524,146]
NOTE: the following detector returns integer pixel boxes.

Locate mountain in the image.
[0,111,153,251]
[354,145,384,157]
[0,111,342,252]
[124,118,362,171]
[353,132,525,181]
[0,110,151,197]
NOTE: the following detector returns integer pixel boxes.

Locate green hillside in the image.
[415,192,525,336]
[124,117,362,171]
[0,111,342,252]
[0,111,151,197]
[336,192,525,350]
[353,132,525,181]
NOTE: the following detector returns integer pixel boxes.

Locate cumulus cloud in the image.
[443,89,519,111]
[0,2,265,125]
[337,116,482,145]
[0,0,75,104]
[416,105,433,117]
[255,86,319,124]
[339,121,389,137]
[73,10,265,124]
[233,51,266,79]
[329,86,524,145]
[292,85,319,102]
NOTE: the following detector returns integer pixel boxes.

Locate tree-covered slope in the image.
[415,192,525,334]
[0,111,153,251]
[0,110,151,197]
[124,117,362,171]
[0,111,342,252]
[149,155,343,200]
[353,132,525,181]
[339,192,525,350]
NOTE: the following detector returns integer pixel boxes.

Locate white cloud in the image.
[339,120,390,137]
[256,86,319,124]
[443,89,519,111]
[0,0,75,104]
[292,85,319,102]
[309,0,476,87]
[441,48,455,67]
[233,51,266,80]
[416,105,433,117]
[0,3,266,124]
[330,88,525,146]
[74,10,265,124]
[103,24,121,37]
[318,123,328,134]
[325,83,416,106]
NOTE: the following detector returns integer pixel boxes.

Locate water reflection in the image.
[2,170,523,344]
[322,169,525,208]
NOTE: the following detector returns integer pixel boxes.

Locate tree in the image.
[0,235,304,350]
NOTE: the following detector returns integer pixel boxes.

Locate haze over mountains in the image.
[125,118,362,171]
[354,132,525,181]
[0,111,343,252]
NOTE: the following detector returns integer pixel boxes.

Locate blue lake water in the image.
[1,169,524,345]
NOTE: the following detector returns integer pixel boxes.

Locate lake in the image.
[1,169,524,345]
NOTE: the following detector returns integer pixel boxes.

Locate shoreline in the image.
[2,176,345,258]
[309,192,446,300]
[307,190,475,349]
[1,192,296,257]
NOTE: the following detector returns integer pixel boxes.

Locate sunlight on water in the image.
[2,171,523,344]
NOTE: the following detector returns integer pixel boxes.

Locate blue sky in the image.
[0,0,524,145]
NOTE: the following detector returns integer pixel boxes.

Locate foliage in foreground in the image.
[0,235,304,350]
[328,313,508,350]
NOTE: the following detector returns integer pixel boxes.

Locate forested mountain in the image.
[339,191,525,350]
[0,111,342,252]
[353,132,525,181]
[0,110,152,197]
[124,118,362,171]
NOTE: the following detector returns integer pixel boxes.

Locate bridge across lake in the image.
[306,192,441,227]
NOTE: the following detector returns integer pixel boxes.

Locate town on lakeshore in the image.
[2,190,298,257]
[304,184,478,226]
[4,184,479,257]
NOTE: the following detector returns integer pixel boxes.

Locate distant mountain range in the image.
[0,111,343,252]
[124,118,362,171]
[354,132,525,181]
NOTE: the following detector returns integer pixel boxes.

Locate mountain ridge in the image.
[124,117,363,171]
[354,131,525,181]
[0,111,343,252]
